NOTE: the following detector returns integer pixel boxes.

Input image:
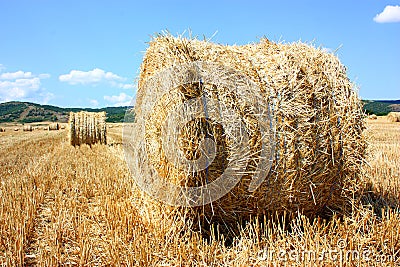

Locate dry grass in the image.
[0,117,398,266]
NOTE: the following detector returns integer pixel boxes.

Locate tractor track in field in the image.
[0,132,64,266]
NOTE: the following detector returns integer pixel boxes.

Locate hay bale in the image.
[0,127,5,132]
[48,123,59,130]
[129,34,366,225]
[23,125,33,131]
[368,114,377,120]
[387,112,400,122]
[14,128,19,131]
[69,111,107,146]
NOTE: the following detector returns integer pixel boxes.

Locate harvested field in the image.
[0,117,398,266]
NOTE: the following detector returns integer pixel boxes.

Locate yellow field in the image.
[0,117,399,266]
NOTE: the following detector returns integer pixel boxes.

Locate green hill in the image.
[0,99,398,124]
[362,100,400,116]
[0,101,133,123]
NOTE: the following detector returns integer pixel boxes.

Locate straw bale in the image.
[48,123,59,130]
[69,111,107,146]
[131,34,366,225]
[387,112,400,122]
[23,125,33,131]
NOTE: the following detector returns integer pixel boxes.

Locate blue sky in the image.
[0,1,399,107]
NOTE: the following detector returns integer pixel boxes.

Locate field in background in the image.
[0,117,399,266]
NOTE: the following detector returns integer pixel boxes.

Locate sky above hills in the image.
[0,1,399,107]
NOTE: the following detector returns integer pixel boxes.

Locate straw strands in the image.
[69,111,107,146]
[132,34,366,226]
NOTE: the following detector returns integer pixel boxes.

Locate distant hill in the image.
[0,99,398,124]
[362,100,400,116]
[0,101,133,123]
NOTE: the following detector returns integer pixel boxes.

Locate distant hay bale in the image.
[0,127,5,132]
[368,114,377,120]
[48,123,59,130]
[129,34,366,226]
[23,125,33,131]
[387,112,400,122]
[69,111,107,146]
[14,128,19,132]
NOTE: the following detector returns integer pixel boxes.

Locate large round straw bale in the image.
[129,35,366,225]
[368,114,377,120]
[387,112,400,122]
[0,127,5,132]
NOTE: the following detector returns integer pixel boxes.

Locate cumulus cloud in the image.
[104,92,133,107]
[374,5,400,23]
[59,68,125,85]
[0,71,35,80]
[118,83,135,90]
[59,68,135,91]
[89,99,99,106]
[0,67,52,103]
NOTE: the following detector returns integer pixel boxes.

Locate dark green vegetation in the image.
[362,100,400,116]
[0,101,133,123]
[0,100,398,123]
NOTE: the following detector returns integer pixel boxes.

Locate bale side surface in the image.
[68,111,107,146]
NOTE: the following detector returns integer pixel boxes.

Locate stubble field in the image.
[0,117,399,266]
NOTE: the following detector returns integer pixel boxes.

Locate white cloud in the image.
[118,83,135,90]
[59,68,135,91]
[0,70,33,80]
[59,68,125,85]
[374,5,400,23]
[0,67,52,103]
[104,92,132,106]
[89,99,99,106]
